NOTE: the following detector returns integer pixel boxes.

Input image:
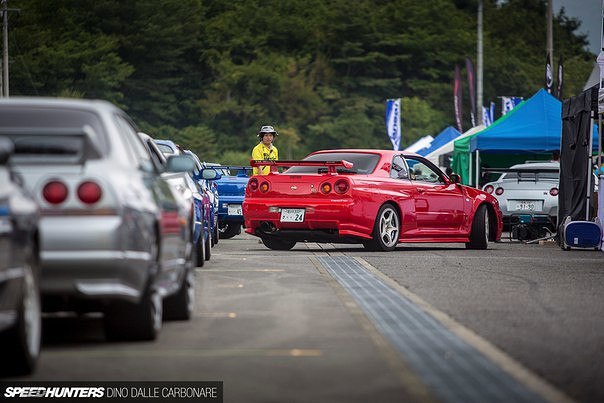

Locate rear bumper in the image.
[39,215,153,304]
[243,198,373,241]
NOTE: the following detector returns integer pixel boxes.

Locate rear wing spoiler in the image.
[483,167,559,182]
[0,126,102,164]
[250,159,353,174]
[204,165,252,177]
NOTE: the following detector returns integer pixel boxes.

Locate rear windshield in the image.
[285,152,380,174]
[0,107,107,154]
[157,144,176,155]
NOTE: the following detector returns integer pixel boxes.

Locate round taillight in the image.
[334,179,349,194]
[259,181,269,193]
[77,181,102,204]
[483,185,494,194]
[321,182,332,194]
[248,178,259,191]
[549,187,559,196]
[495,187,504,196]
[42,181,68,205]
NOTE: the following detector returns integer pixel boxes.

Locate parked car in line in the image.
[0,97,196,340]
[183,151,220,246]
[202,164,251,239]
[141,133,213,267]
[243,149,502,251]
[481,162,559,229]
[0,136,41,375]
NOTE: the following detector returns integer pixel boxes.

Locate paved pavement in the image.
[6,233,603,403]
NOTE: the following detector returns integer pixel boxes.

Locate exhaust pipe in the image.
[260,221,277,233]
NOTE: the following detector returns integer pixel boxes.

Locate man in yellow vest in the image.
[252,125,279,175]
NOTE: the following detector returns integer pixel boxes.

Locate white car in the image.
[482,162,559,228]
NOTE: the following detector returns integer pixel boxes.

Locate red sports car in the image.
[243,149,502,251]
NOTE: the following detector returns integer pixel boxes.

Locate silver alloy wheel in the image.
[379,206,399,248]
[23,265,41,359]
[484,210,490,245]
[185,270,195,315]
[151,290,162,334]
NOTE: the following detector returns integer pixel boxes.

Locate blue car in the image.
[154,140,216,264]
[203,164,251,239]
[183,151,220,247]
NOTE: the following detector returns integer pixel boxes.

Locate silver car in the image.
[0,137,41,375]
[0,98,195,340]
[481,162,559,227]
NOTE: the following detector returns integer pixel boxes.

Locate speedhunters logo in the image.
[0,382,222,402]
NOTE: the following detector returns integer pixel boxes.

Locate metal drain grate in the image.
[317,255,545,403]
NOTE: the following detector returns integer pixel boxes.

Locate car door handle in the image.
[417,188,425,194]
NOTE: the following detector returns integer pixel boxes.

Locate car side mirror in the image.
[166,155,195,173]
[199,168,221,180]
[449,173,461,184]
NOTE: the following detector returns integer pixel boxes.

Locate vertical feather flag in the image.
[556,56,564,100]
[545,53,553,93]
[454,65,463,133]
[465,58,477,127]
[385,99,401,151]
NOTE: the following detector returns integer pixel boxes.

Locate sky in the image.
[554,0,601,54]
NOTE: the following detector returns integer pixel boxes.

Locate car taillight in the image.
[334,179,349,194]
[77,181,102,204]
[259,181,269,193]
[43,181,68,204]
[549,187,559,196]
[483,185,494,194]
[248,178,259,191]
[321,182,332,194]
[495,187,504,195]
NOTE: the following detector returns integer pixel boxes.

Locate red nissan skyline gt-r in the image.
[243,149,502,251]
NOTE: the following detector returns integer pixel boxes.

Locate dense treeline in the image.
[7,0,594,163]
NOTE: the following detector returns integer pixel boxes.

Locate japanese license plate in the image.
[280,208,305,222]
[227,204,243,216]
[512,200,541,211]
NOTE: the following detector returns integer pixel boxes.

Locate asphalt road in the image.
[5,233,603,403]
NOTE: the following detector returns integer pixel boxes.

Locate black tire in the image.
[363,204,400,251]
[104,284,162,341]
[204,231,212,261]
[0,260,41,376]
[220,223,241,239]
[466,204,489,250]
[104,238,162,341]
[261,237,296,250]
[212,218,219,245]
[195,235,205,267]
[163,268,195,321]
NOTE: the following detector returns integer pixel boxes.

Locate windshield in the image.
[285,152,380,174]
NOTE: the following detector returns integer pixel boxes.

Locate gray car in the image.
[481,161,559,228]
[0,98,195,340]
[0,136,41,375]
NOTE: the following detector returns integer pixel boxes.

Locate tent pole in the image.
[587,116,594,221]
[475,150,480,188]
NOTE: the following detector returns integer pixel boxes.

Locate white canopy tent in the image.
[424,125,485,171]
[403,135,433,153]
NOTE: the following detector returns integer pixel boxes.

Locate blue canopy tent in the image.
[470,89,599,153]
[415,126,461,156]
[452,89,599,186]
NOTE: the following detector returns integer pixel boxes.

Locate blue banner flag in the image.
[501,96,522,115]
[385,98,401,150]
[482,102,495,127]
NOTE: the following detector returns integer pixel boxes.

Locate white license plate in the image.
[512,200,540,211]
[227,204,243,215]
[280,208,305,222]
